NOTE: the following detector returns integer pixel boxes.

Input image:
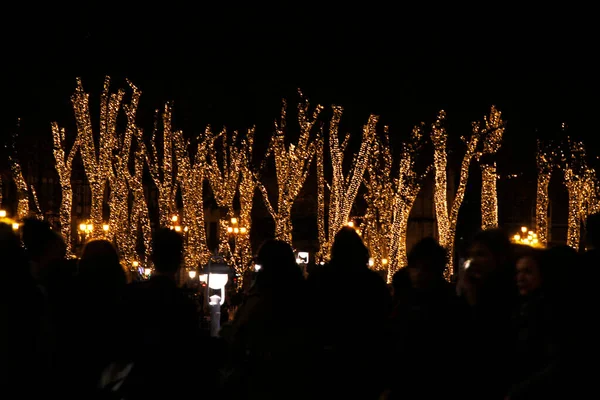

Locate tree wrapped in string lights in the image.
[535,139,558,247]
[72,77,124,237]
[205,126,242,260]
[147,103,178,228]
[129,131,153,267]
[8,127,41,220]
[107,81,142,264]
[173,128,211,269]
[478,106,505,230]
[317,106,377,262]
[562,137,589,250]
[258,94,322,244]
[386,124,430,282]
[51,122,79,256]
[362,127,393,270]
[237,127,257,271]
[431,110,481,277]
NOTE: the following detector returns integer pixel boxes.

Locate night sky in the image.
[2,11,598,232]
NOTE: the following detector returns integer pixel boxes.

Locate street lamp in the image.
[199,262,230,306]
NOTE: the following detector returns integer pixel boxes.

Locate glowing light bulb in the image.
[132,261,139,267]
[240,227,247,234]
[231,217,237,224]
[347,221,354,228]
[79,223,86,231]
[102,224,109,232]
[0,210,6,218]
[171,215,178,222]
[227,227,233,233]
[521,226,527,233]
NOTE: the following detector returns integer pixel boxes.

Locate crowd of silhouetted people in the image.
[1,213,599,399]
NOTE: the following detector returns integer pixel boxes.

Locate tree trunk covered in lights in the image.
[477,106,505,231]
[237,167,256,271]
[108,83,141,265]
[72,77,125,238]
[174,129,211,269]
[9,154,31,220]
[317,106,377,261]
[148,104,177,229]
[131,142,152,266]
[480,163,499,230]
[384,125,428,283]
[51,123,79,256]
[387,195,419,282]
[258,96,321,246]
[565,174,583,250]
[206,127,242,264]
[535,173,551,247]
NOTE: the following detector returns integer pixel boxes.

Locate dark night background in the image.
[1,9,598,241]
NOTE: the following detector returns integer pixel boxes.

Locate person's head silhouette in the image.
[151,228,184,276]
[330,226,370,268]
[407,237,447,289]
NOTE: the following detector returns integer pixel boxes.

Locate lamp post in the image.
[200,259,230,337]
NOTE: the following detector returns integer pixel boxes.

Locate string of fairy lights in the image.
[3,77,599,279]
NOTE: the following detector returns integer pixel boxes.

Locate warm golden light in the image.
[86,224,93,232]
[188,270,197,279]
[79,223,87,232]
[0,210,6,218]
[233,227,239,234]
[12,223,19,231]
[132,261,139,267]
[346,221,354,228]
[240,227,247,234]
[512,227,543,248]
[102,224,109,232]
[171,215,178,222]
[174,226,181,232]
[230,217,237,224]
[227,227,233,233]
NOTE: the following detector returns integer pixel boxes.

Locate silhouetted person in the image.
[222,240,308,399]
[386,237,465,399]
[307,227,391,400]
[461,228,519,400]
[1,222,49,396]
[507,247,570,399]
[62,240,127,396]
[21,217,66,287]
[119,228,203,399]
